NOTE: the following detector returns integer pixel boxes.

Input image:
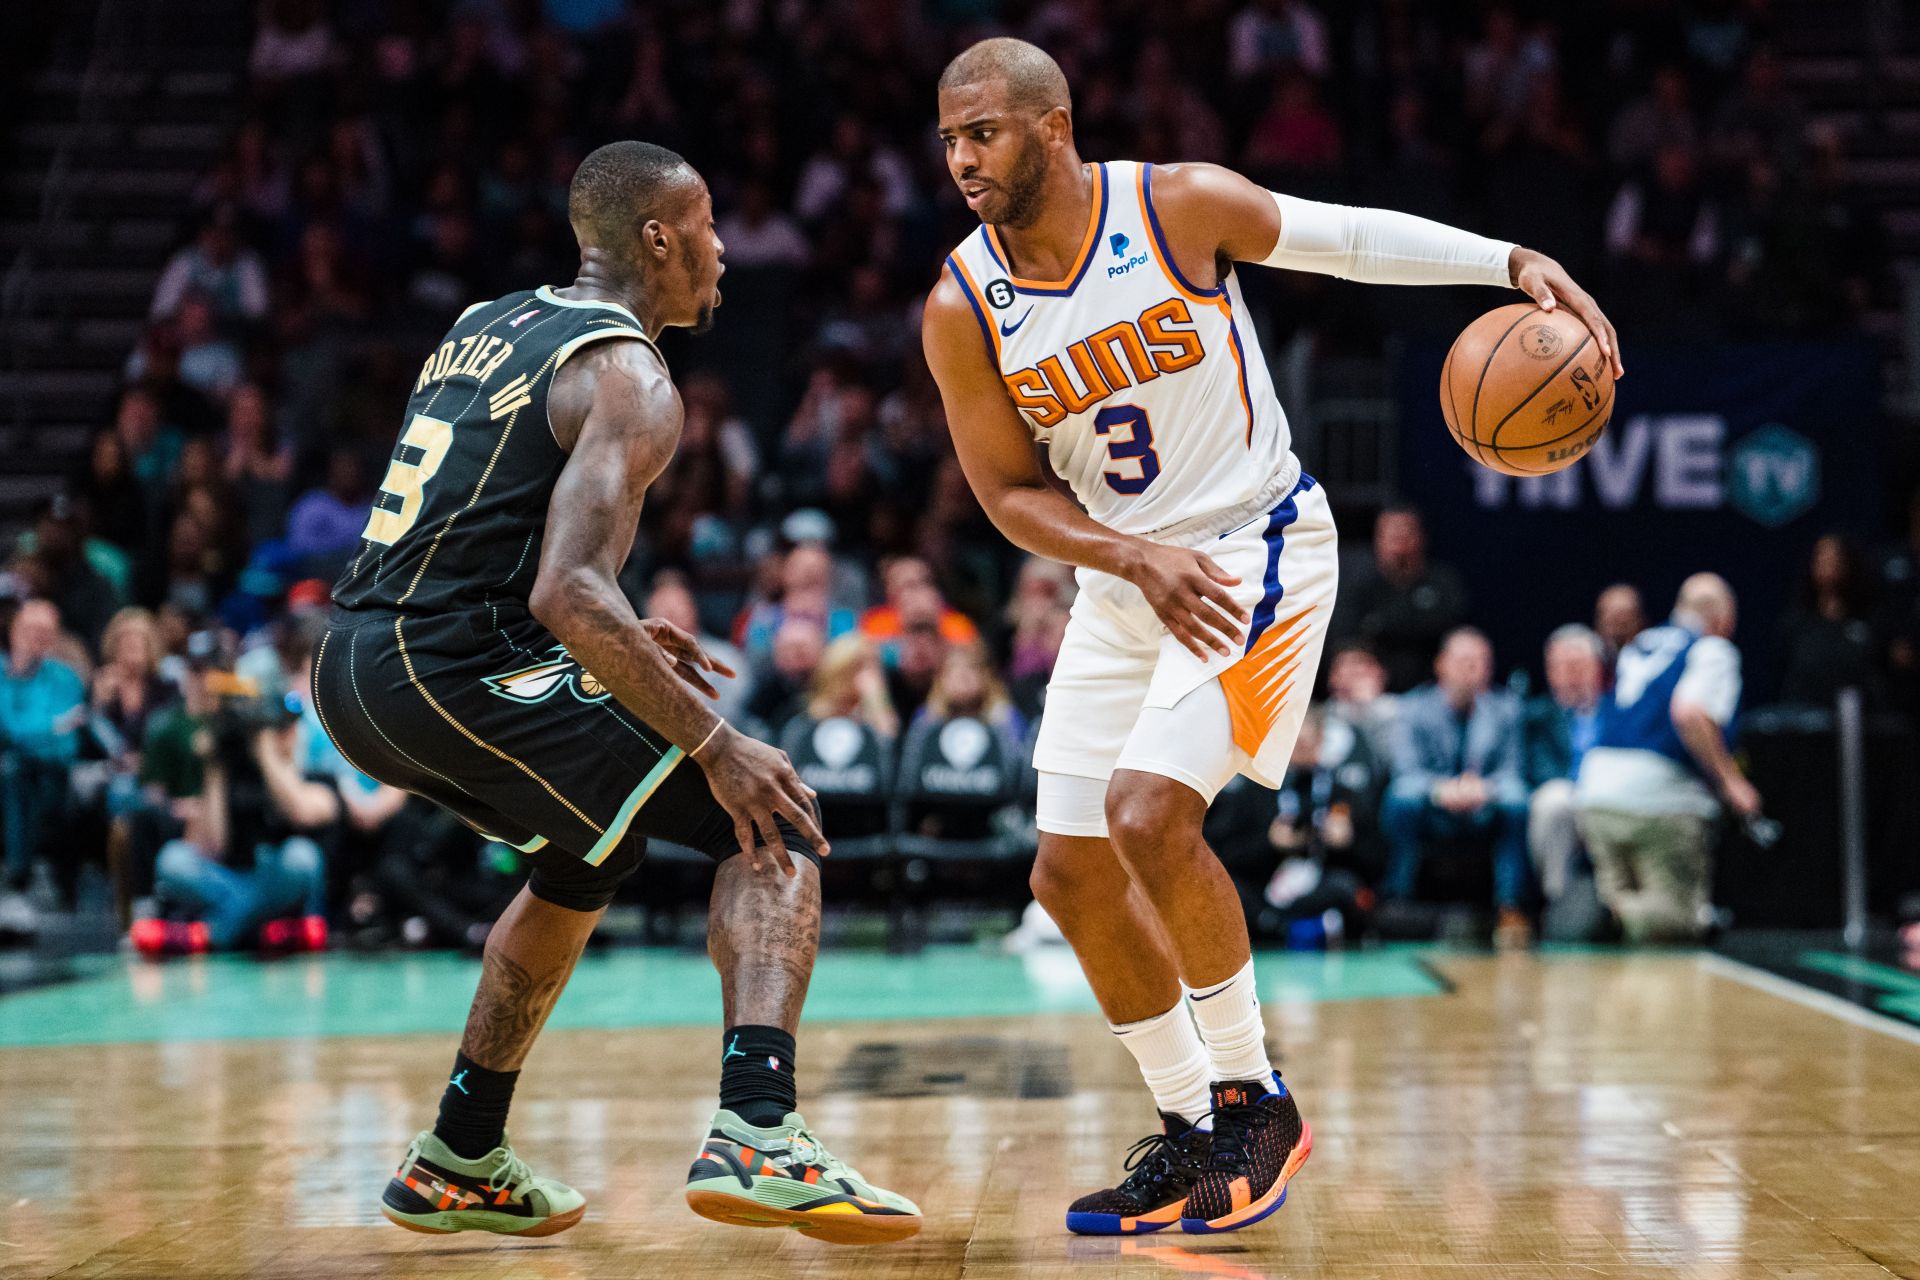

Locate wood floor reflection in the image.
[4,951,1917,1279]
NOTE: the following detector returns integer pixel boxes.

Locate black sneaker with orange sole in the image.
[1065,1111,1212,1235]
[1179,1075,1311,1234]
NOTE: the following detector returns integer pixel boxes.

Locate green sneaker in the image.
[684,1109,922,1245]
[379,1130,586,1237]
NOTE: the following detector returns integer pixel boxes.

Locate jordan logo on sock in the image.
[724,1035,745,1062]
[449,1070,470,1095]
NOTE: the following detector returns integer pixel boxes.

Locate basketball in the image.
[1439,302,1616,476]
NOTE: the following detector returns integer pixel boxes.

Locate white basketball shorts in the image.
[1032,475,1338,837]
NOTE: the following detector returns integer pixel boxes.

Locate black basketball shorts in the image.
[311,607,817,908]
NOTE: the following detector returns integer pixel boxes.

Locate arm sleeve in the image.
[1260,192,1515,287]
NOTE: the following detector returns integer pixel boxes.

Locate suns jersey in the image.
[945,160,1296,539]
[332,286,655,617]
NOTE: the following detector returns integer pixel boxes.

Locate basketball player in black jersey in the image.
[312,142,920,1244]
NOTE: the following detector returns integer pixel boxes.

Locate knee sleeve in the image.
[1036,771,1111,838]
[526,837,644,913]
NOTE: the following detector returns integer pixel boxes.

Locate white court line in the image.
[1699,951,1920,1049]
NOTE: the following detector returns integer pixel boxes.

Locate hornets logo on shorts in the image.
[482,646,611,704]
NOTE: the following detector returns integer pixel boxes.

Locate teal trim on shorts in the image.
[583,746,686,866]
[481,831,549,854]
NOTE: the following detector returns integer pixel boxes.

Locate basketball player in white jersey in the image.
[922,39,1623,1236]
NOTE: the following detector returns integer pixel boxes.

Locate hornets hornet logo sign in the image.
[483,646,611,705]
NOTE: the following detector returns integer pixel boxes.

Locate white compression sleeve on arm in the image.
[1261,191,1516,287]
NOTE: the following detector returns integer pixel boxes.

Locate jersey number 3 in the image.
[361,413,453,546]
[1094,405,1161,495]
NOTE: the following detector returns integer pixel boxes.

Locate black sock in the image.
[719,1024,797,1128]
[433,1051,519,1159]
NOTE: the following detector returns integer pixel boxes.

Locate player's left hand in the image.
[640,618,736,700]
[1510,247,1624,380]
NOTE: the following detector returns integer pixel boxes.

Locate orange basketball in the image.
[1438,302,1615,476]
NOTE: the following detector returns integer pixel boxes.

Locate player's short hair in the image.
[938,37,1071,115]
[567,141,700,251]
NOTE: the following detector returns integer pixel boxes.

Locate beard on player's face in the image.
[979,128,1049,228]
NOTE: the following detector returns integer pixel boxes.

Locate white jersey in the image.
[945,160,1297,540]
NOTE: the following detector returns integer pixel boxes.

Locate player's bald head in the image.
[939,38,1070,116]
[567,140,702,255]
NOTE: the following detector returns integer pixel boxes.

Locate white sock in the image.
[1109,1003,1213,1127]
[1185,959,1275,1088]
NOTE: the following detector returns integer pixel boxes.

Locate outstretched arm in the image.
[533,340,826,869]
[1147,162,1623,378]
[922,271,1247,659]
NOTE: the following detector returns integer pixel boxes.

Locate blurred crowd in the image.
[1,0,1912,952]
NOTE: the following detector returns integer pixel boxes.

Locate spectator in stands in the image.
[24,498,120,652]
[1577,574,1757,943]
[806,634,900,740]
[1604,143,1721,315]
[150,209,270,325]
[737,539,860,666]
[861,557,981,650]
[0,600,86,901]
[285,447,371,574]
[1710,47,1806,173]
[745,615,825,735]
[917,643,1026,743]
[1334,506,1469,692]
[645,575,748,726]
[1609,66,1700,175]
[221,383,295,550]
[793,113,917,224]
[70,429,149,556]
[1525,624,1607,909]
[1228,0,1331,82]
[131,294,245,405]
[1324,642,1399,763]
[1243,74,1343,180]
[1776,534,1884,708]
[714,181,811,270]
[248,0,337,86]
[1207,704,1385,946]
[1380,627,1533,945]
[1594,583,1646,666]
[885,586,951,725]
[113,386,184,497]
[90,608,175,808]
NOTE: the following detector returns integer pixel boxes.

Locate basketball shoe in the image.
[379,1129,585,1236]
[1065,1111,1213,1235]
[685,1109,922,1244]
[1179,1075,1312,1234]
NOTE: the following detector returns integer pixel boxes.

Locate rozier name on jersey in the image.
[1002,296,1205,430]
[412,334,517,393]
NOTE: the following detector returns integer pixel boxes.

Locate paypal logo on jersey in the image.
[1107,231,1148,278]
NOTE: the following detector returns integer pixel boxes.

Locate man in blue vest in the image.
[1575,574,1760,943]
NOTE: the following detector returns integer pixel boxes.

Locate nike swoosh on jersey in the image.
[1000,306,1035,337]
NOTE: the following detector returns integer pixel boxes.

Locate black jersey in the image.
[332,286,655,617]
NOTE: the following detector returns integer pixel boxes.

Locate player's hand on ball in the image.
[1509,247,1624,379]
[1127,542,1248,659]
[641,618,735,700]
[699,724,829,874]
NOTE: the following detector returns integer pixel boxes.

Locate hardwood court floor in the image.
[3,946,1919,1279]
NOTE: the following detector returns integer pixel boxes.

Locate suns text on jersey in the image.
[1001,297,1205,430]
